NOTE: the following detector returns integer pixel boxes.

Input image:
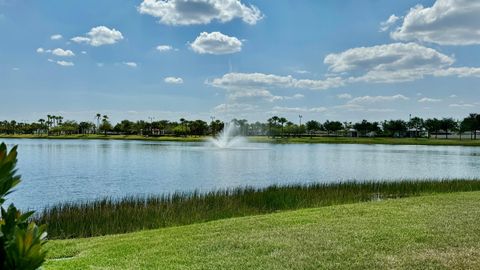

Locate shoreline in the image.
[45,191,480,269]
[37,179,480,239]
[1,134,480,147]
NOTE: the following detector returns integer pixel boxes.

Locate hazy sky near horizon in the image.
[1,0,480,123]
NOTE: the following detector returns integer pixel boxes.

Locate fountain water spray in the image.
[209,121,247,148]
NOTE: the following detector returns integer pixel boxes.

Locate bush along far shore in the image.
[35,179,480,239]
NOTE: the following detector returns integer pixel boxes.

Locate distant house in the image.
[407,128,426,138]
[151,128,164,136]
[346,128,357,137]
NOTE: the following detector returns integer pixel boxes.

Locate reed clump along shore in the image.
[36,179,480,239]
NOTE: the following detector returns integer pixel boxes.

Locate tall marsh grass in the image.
[35,179,480,239]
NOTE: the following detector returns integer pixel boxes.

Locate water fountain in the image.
[208,121,247,148]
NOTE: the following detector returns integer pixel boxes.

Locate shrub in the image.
[0,143,47,270]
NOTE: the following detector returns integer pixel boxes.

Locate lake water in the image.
[2,138,480,210]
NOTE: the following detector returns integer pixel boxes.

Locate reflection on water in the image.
[2,138,480,210]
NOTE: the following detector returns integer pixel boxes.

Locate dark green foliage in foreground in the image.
[36,179,480,239]
[0,143,47,269]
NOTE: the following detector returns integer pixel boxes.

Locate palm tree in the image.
[267,117,274,137]
[46,115,52,128]
[100,115,111,136]
[95,113,101,131]
[271,116,279,125]
[267,116,280,138]
[51,116,56,127]
[278,117,287,137]
[38,119,45,135]
[57,116,63,126]
[179,118,186,136]
[46,115,52,135]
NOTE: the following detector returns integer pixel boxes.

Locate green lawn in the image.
[45,191,480,269]
[0,134,205,142]
[250,136,480,146]
[2,133,480,146]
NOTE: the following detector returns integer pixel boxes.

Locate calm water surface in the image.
[3,138,480,210]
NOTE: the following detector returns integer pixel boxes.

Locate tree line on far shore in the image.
[1,113,480,139]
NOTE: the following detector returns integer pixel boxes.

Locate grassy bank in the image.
[251,136,480,146]
[2,133,480,146]
[0,134,205,142]
[45,191,480,269]
[36,179,480,239]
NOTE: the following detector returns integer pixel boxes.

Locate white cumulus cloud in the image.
[294,70,310,74]
[164,77,184,84]
[209,72,345,91]
[138,0,263,25]
[190,32,242,55]
[271,106,327,114]
[156,45,174,52]
[50,34,63,40]
[391,0,480,45]
[56,60,74,67]
[72,26,123,46]
[379,14,399,32]
[226,89,304,103]
[324,43,455,83]
[433,67,480,78]
[52,48,75,57]
[213,103,258,113]
[418,97,442,103]
[123,62,138,68]
[36,48,48,53]
[347,94,409,105]
[323,42,480,84]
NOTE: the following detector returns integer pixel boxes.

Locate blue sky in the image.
[1,0,479,123]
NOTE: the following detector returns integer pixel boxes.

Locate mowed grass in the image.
[0,134,205,142]
[45,191,480,269]
[36,180,480,239]
[250,136,480,146]
[2,134,480,146]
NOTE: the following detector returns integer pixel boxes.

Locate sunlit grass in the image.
[45,191,480,269]
[250,136,480,146]
[0,134,205,142]
[2,134,480,146]
[35,179,480,239]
